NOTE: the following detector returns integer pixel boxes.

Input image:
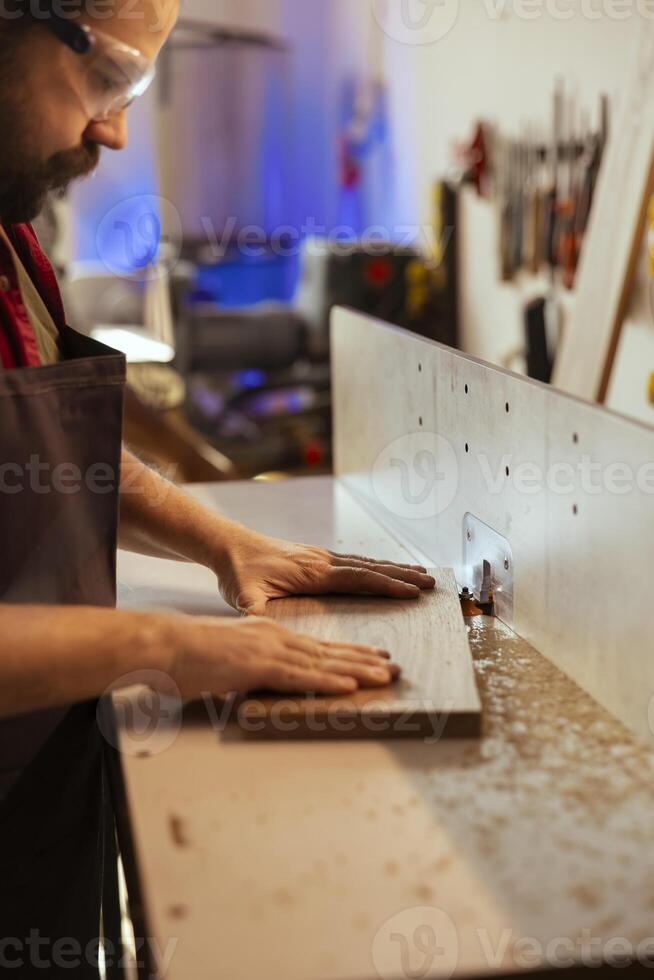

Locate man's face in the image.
[0,0,178,224]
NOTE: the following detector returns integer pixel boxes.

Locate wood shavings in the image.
[168,814,191,849]
[412,616,654,943]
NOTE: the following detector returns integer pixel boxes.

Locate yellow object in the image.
[405,259,430,319]
[428,181,449,290]
[648,196,654,278]
[641,200,654,406]
[253,472,290,482]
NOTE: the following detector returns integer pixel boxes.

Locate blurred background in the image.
[40,0,654,482]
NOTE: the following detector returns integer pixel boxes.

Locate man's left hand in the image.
[212,528,436,616]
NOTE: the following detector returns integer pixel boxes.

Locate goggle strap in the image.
[42,16,92,55]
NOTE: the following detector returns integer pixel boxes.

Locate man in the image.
[0,1,434,974]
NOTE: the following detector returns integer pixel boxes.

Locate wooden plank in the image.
[331,307,654,745]
[233,568,481,740]
[553,24,654,402]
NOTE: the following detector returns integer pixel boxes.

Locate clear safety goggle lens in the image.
[69,27,156,121]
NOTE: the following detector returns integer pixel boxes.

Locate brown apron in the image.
[0,325,126,977]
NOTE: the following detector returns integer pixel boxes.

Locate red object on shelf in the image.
[304,441,325,466]
[364,257,394,288]
[339,138,362,190]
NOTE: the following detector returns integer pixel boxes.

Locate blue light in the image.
[235,369,267,389]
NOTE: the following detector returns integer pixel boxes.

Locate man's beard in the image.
[0,128,101,226]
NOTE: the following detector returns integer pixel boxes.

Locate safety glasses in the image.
[44,15,156,122]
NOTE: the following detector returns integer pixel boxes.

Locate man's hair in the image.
[0,1,100,60]
[0,4,46,50]
[0,1,83,45]
[0,18,36,63]
[1,0,105,20]
[0,0,139,49]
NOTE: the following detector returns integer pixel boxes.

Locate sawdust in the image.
[272,888,295,908]
[352,912,370,932]
[168,814,191,849]
[568,884,602,909]
[154,617,654,961]
[415,616,654,943]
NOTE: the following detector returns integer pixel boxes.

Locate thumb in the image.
[236,589,268,617]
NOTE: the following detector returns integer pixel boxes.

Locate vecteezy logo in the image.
[372,432,459,520]
[372,906,459,980]
[96,194,183,282]
[372,0,460,45]
[97,671,183,757]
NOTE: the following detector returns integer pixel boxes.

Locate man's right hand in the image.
[155,614,400,699]
[0,605,401,720]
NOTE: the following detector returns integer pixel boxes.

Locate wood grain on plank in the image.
[235,567,481,740]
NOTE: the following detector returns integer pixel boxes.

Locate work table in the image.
[116,476,654,979]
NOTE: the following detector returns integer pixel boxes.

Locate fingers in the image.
[329,557,435,590]
[325,642,395,668]
[288,637,401,687]
[238,602,266,618]
[235,588,268,617]
[352,645,392,660]
[240,562,430,614]
[180,617,403,699]
[256,630,401,689]
[328,551,428,574]
[326,652,401,682]
[256,662,359,696]
[316,658,395,687]
[319,566,423,599]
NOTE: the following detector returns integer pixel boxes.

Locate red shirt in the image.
[0,224,66,369]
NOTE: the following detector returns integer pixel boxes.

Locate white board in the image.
[332,307,654,744]
[553,24,654,402]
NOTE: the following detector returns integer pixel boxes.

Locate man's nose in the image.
[83,112,129,151]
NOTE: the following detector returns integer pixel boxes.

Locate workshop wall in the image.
[69,0,336,265]
[362,5,654,425]
[69,0,285,266]
[279,0,390,232]
[261,0,654,428]
[179,0,283,33]
[66,0,654,426]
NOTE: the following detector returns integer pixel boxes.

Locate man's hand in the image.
[210,527,435,616]
[158,614,401,698]
[118,452,434,616]
[0,597,403,722]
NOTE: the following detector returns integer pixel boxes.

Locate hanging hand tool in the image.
[554,86,579,289]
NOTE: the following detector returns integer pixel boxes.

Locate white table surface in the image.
[115,477,654,980]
